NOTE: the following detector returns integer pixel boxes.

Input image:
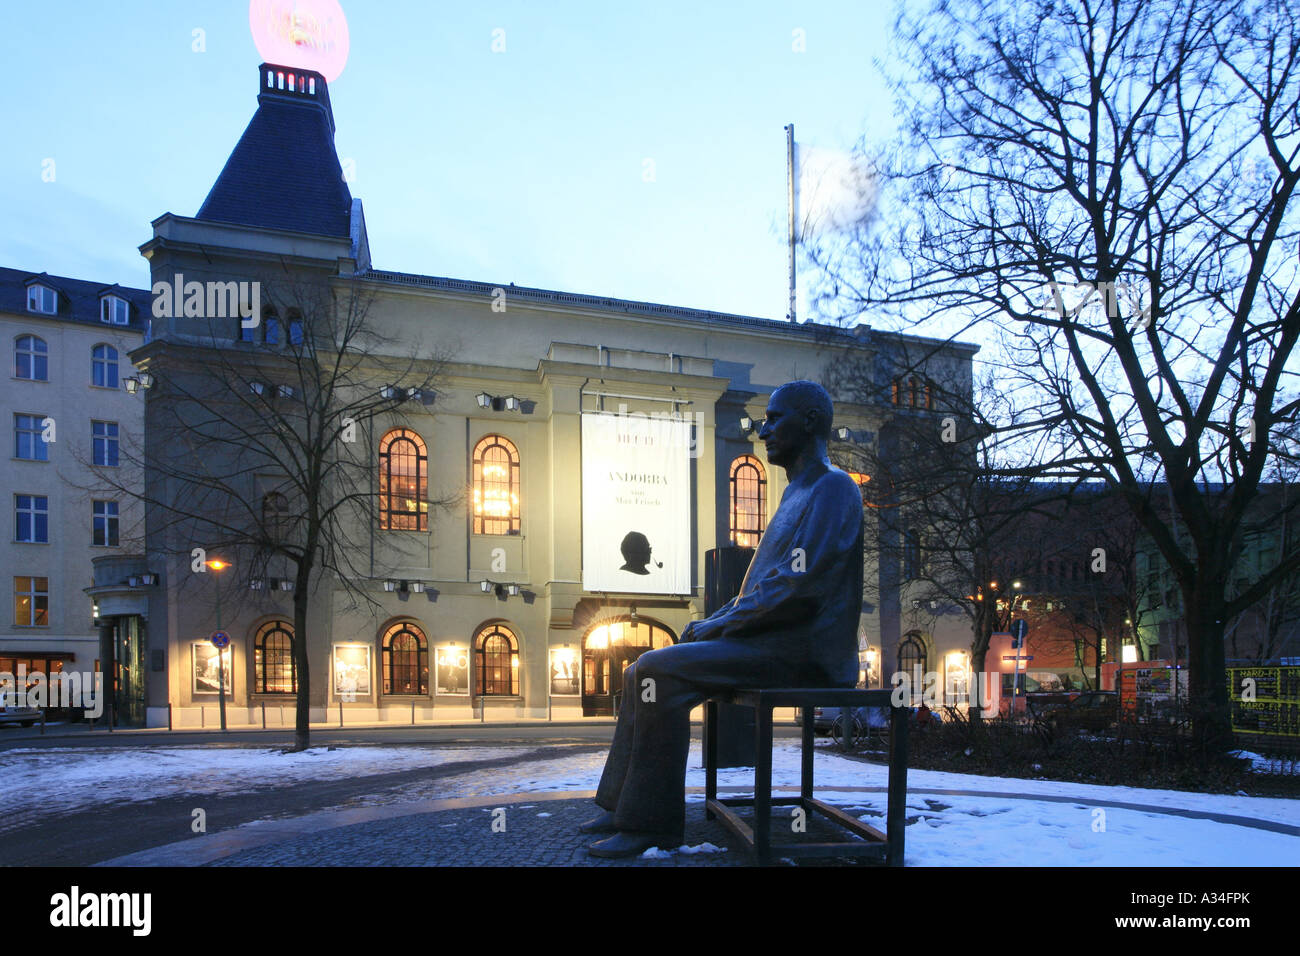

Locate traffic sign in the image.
[1010,618,1029,647]
[210,630,231,649]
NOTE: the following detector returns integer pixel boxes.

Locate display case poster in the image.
[549,647,580,696]
[436,646,470,696]
[581,411,691,595]
[192,642,233,695]
[333,644,371,699]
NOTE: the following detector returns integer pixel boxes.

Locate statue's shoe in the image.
[577,810,617,834]
[586,830,683,859]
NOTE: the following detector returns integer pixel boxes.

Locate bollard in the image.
[338,700,344,728]
[39,710,45,736]
[411,700,416,725]
[262,702,266,730]
[167,702,172,732]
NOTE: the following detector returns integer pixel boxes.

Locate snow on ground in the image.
[3,740,1297,865]
[0,745,533,819]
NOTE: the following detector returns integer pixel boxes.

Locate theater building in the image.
[116,63,977,728]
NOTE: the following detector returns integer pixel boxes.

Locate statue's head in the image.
[759,380,833,468]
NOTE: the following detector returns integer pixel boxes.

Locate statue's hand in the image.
[680,620,718,644]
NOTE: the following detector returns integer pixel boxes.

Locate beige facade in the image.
[0,273,145,686]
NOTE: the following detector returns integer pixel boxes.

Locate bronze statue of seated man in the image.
[582,379,865,858]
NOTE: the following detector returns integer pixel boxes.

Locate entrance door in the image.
[582,619,674,716]
[114,616,146,727]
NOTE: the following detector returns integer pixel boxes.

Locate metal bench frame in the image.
[704,688,909,866]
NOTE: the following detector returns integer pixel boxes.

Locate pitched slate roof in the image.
[196,63,353,238]
[0,267,150,330]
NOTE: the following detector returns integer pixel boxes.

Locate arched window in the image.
[379,429,428,531]
[898,632,927,683]
[286,309,304,346]
[908,377,918,407]
[474,623,519,696]
[15,335,48,381]
[382,622,428,695]
[472,435,520,534]
[254,620,296,694]
[262,491,290,541]
[92,344,119,388]
[729,455,766,547]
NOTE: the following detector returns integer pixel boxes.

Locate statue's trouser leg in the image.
[596,638,813,839]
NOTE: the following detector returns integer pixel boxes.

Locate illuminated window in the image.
[475,623,519,696]
[729,455,766,547]
[255,620,296,694]
[92,344,119,388]
[472,435,520,535]
[14,576,49,627]
[898,632,927,677]
[379,429,428,531]
[382,622,428,695]
[15,335,48,381]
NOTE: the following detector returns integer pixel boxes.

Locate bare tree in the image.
[810,0,1300,752]
[92,275,455,750]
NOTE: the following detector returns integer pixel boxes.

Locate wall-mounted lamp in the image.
[409,581,426,594]
[278,384,295,399]
[278,579,294,591]
[249,579,265,591]
[383,580,398,592]
[477,392,526,413]
[125,371,155,394]
[740,415,760,435]
[249,381,266,396]
[480,579,493,593]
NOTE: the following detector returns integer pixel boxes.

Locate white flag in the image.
[794,143,877,241]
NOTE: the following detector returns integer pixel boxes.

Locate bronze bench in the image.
[703,688,909,866]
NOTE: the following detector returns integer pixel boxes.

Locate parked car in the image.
[0,692,40,728]
[811,704,900,737]
[1041,690,1119,731]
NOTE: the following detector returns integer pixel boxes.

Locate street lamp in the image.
[206,558,231,732]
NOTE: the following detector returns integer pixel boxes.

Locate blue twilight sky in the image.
[0,0,898,322]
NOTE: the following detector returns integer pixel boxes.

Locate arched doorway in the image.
[582,618,675,716]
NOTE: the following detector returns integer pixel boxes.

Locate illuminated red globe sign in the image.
[249,0,350,83]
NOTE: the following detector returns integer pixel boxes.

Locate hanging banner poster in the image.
[582,411,692,595]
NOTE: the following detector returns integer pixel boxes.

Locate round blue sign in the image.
[211,630,231,649]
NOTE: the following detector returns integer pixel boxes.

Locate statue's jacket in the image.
[711,463,865,687]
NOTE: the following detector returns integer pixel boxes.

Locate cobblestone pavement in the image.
[207,797,890,867]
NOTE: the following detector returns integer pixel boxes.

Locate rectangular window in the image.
[264,316,280,345]
[92,421,119,467]
[93,500,119,547]
[101,297,129,325]
[16,495,48,543]
[26,286,57,314]
[14,414,49,461]
[14,576,49,626]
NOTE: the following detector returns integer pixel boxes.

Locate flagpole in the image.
[785,123,796,323]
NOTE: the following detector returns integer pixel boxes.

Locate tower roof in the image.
[196,63,353,238]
